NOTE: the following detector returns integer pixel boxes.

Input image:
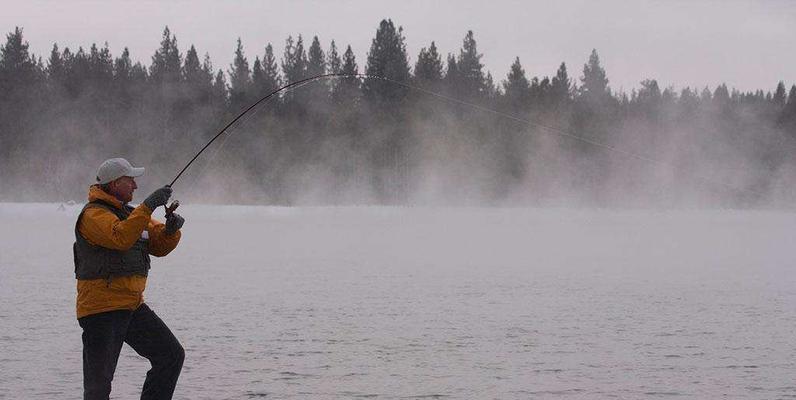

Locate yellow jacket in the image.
[76,185,181,319]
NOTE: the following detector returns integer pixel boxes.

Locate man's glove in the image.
[143,186,172,210]
[164,213,184,235]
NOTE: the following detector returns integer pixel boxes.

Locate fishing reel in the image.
[165,200,180,218]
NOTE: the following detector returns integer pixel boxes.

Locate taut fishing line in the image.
[169,73,348,187]
[184,92,282,189]
[177,79,322,192]
[168,72,757,201]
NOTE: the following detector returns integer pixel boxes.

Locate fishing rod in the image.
[168,73,339,187]
[167,72,756,202]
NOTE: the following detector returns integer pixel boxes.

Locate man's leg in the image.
[124,303,185,400]
[78,310,132,400]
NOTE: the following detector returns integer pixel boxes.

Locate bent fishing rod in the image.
[166,72,756,202]
[169,73,352,187]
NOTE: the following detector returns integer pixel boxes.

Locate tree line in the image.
[1,20,795,206]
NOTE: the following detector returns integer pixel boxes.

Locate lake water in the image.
[1,203,795,399]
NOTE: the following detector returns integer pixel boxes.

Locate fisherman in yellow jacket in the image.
[75,158,185,400]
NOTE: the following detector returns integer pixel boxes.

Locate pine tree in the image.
[362,19,411,106]
[636,79,661,104]
[773,81,787,107]
[228,38,251,112]
[713,83,730,110]
[46,43,66,90]
[183,45,203,84]
[780,85,796,133]
[326,40,343,95]
[636,79,662,119]
[183,45,214,104]
[88,43,113,86]
[150,26,182,83]
[112,47,134,107]
[788,85,796,111]
[572,48,615,160]
[484,71,497,99]
[250,51,281,101]
[443,53,459,97]
[678,87,699,120]
[211,69,228,109]
[530,76,551,107]
[281,35,307,84]
[260,44,280,94]
[0,27,37,92]
[457,30,487,100]
[114,47,133,82]
[0,27,39,163]
[362,19,414,200]
[414,41,443,88]
[700,86,712,102]
[754,89,766,106]
[251,56,264,94]
[281,35,308,112]
[332,44,360,103]
[502,57,531,112]
[201,53,213,80]
[327,41,341,74]
[66,46,91,95]
[148,29,183,153]
[341,45,359,75]
[130,61,148,83]
[307,36,326,77]
[549,62,571,105]
[580,49,608,101]
[306,36,327,101]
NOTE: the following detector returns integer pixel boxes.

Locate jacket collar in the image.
[87,185,124,209]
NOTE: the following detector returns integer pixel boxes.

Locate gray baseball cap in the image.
[96,158,145,184]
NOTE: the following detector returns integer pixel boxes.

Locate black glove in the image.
[164,213,184,235]
[143,186,172,210]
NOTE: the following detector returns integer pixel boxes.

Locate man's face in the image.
[109,176,137,203]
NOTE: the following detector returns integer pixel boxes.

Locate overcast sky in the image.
[3,0,794,93]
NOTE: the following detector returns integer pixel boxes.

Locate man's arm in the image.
[79,204,154,250]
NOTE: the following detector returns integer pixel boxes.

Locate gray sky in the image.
[3,0,794,93]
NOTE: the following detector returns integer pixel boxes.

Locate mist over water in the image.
[0,23,795,208]
[15,95,796,210]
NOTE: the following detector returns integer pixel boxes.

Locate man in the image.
[74,158,186,400]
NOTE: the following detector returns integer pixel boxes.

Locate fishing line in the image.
[168,73,758,200]
[184,87,289,188]
[170,73,346,187]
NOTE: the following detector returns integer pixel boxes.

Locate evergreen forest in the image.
[1,20,795,207]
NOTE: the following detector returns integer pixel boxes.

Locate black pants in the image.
[78,303,184,400]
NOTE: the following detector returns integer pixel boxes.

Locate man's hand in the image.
[143,186,172,210]
[164,213,184,235]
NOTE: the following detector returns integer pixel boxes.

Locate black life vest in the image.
[73,200,151,280]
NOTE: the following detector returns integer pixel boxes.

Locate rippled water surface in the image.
[1,204,795,399]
